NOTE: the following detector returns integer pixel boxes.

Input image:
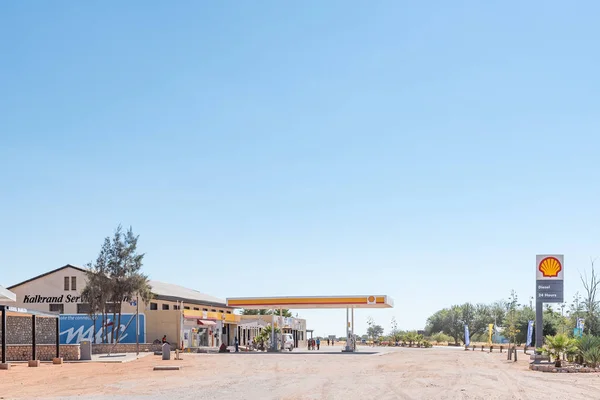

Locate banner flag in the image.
[526,320,534,347]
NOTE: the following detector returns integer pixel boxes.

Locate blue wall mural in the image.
[59,314,146,344]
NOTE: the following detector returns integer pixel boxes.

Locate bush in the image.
[422,340,433,348]
[583,347,600,368]
[542,334,578,368]
[430,332,452,345]
[576,335,600,365]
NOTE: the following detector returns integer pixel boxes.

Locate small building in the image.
[6,265,241,349]
[238,314,307,349]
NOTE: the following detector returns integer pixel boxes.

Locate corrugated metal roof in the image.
[149,280,227,307]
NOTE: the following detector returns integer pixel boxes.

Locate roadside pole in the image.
[271,313,275,351]
[136,295,139,356]
[351,308,355,351]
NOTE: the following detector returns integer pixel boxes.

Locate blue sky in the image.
[1,1,599,337]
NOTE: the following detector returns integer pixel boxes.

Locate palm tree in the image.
[543,334,578,367]
[404,331,419,347]
[254,325,281,351]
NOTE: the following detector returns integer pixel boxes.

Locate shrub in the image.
[583,347,600,368]
[430,332,452,345]
[422,340,433,348]
[542,334,578,368]
[576,335,600,365]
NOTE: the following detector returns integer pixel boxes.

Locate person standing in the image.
[235,336,239,353]
[316,337,321,350]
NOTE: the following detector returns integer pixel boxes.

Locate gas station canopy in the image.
[226,295,393,309]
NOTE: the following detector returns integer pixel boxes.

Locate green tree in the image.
[472,304,494,340]
[366,317,384,343]
[82,225,152,344]
[403,331,421,347]
[425,306,464,344]
[81,236,113,343]
[514,306,535,345]
[389,317,402,343]
[505,290,520,347]
[241,309,293,317]
[490,300,507,327]
[254,325,281,350]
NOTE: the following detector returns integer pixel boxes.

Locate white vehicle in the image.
[282,333,294,351]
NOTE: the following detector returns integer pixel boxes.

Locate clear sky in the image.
[1,1,599,337]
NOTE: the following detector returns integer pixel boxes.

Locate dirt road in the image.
[1,347,599,399]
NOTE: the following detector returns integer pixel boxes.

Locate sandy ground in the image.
[1,346,599,400]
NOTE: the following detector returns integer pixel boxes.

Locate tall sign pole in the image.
[135,295,139,356]
[535,255,564,353]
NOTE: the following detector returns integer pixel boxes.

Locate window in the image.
[173,305,180,310]
[184,306,190,310]
[162,304,169,310]
[50,304,64,313]
[77,303,90,314]
[106,303,117,313]
[211,309,216,312]
[150,303,158,310]
[193,307,199,310]
[226,311,231,314]
[71,276,77,291]
[203,308,208,312]
[64,277,70,291]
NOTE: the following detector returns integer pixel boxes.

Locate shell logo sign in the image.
[538,257,562,278]
[536,254,564,281]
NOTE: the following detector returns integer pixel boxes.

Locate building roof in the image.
[6,264,228,308]
[7,264,86,290]
[0,285,16,302]
[149,280,228,308]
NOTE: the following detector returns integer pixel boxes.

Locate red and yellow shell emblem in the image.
[539,257,562,277]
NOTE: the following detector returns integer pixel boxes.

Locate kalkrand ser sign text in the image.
[23,294,82,303]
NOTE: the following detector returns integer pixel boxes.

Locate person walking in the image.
[235,336,239,353]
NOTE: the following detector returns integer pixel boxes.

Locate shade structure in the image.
[238,320,269,329]
[0,286,16,302]
[226,295,394,309]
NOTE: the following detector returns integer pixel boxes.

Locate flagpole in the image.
[136,295,139,356]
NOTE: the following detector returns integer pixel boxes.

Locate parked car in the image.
[282,333,294,351]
